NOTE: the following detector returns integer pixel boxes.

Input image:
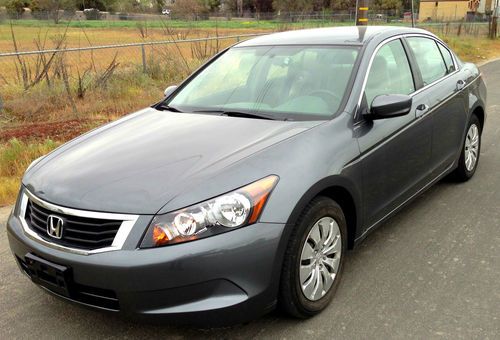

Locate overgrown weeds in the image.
[10,22,70,90]
[2,22,214,126]
[0,138,61,206]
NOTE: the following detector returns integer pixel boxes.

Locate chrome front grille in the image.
[25,200,122,250]
[18,190,139,255]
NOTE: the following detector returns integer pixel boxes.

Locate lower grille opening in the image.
[73,283,120,311]
[17,256,30,275]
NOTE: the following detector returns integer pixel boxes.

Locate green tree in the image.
[253,0,273,14]
[402,0,419,10]
[101,0,120,11]
[31,0,75,23]
[330,0,355,10]
[103,0,134,12]
[374,0,403,11]
[206,0,221,11]
[171,0,209,19]
[77,0,109,11]
[5,0,28,18]
[273,0,313,16]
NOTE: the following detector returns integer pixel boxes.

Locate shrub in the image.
[83,8,100,20]
[0,138,60,206]
[5,0,26,18]
[171,0,209,20]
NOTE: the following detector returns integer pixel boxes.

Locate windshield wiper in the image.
[193,110,275,120]
[157,104,183,113]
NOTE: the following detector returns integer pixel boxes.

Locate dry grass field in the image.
[0,24,266,52]
[443,36,500,63]
[0,23,256,82]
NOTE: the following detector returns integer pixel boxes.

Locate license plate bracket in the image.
[24,253,72,297]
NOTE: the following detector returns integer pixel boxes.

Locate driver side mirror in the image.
[366,94,412,120]
[164,85,178,98]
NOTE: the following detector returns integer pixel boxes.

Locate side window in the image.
[406,37,447,86]
[437,43,456,74]
[365,39,415,107]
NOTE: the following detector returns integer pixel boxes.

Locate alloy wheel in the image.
[299,216,342,301]
[465,124,480,172]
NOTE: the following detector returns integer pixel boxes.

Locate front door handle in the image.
[415,104,429,118]
[456,79,466,91]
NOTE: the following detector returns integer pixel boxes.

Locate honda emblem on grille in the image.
[47,215,64,239]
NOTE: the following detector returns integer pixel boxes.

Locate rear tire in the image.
[451,114,481,182]
[279,196,347,318]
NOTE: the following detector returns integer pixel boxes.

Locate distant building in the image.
[419,0,470,21]
[477,0,496,13]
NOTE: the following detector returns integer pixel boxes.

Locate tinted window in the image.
[365,40,415,106]
[437,43,456,73]
[407,37,447,85]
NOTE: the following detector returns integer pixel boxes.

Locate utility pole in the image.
[356,0,369,25]
[411,0,416,27]
[495,0,499,38]
[491,0,499,39]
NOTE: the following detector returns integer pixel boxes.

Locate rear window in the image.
[406,37,448,86]
[437,43,456,74]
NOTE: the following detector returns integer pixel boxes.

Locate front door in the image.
[356,38,433,229]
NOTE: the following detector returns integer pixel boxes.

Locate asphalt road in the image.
[1,60,500,340]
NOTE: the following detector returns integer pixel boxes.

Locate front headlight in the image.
[140,175,279,248]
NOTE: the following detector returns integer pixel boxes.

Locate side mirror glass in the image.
[164,85,178,98]
[367,94,412,119]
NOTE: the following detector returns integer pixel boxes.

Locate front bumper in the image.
[7,212,286,326]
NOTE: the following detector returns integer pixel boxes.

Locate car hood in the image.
[23,108,320,214]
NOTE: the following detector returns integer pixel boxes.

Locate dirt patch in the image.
[0,119,105,143]
[0,206,12,218]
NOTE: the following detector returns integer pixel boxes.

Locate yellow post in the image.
[357,0,369,26]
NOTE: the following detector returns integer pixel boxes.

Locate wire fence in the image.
[0,31,273,126]
[0,21,494,88]
[0,11,498,131]
[0,33,266,88]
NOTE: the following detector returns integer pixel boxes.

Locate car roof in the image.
[237,26,435,47]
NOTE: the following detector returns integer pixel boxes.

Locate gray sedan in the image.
[7,26,486,326]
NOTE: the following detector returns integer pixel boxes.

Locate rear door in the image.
[405,37,469,176]
[356,38,433,229]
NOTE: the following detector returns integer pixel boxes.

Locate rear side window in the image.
[406,37,447,86]
[365,39,415,106]
[437,43,456,74]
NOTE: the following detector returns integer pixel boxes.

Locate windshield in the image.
[166,45,360,120]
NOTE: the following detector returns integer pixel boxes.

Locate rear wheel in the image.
[452,114,481,181]
[279,197,347,318]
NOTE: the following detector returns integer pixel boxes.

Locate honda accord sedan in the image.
[7,26,486,326]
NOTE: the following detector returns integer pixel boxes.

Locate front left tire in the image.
[278,196,347,318]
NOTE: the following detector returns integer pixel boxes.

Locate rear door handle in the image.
[415,104,429,118]
[456,79,466,91]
